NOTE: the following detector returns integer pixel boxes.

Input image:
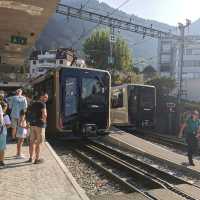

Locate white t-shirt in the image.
[4,115,11,125]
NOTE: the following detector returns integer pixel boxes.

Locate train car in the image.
[111,84,156,128]
[30,66,111,138]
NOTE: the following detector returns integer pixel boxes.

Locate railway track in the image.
[123,128,187,152]
[74,140,200,200]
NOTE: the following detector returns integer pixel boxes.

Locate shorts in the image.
[11,118,18,128]
[30,126,45,144]
[0,133,6,151]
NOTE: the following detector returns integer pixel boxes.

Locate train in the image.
[111,84,156,129]
[30,66,111,138]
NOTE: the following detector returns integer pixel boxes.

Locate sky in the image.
[100,0,200,26]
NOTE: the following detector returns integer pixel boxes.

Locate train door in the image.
[80,73,109,132]
[128,86,139,126]
[138,86,156,128]
[60,76,79,132]
[111,87,128,125]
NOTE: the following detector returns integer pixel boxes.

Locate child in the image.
[0,102,11,167]
[16,110,28,158]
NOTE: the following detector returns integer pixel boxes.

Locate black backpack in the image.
[26,102,36,124]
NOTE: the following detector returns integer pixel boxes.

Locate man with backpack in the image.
[27,92,48,164]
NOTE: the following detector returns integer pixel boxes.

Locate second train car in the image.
[30,66,111,138]
[111,84,156,128]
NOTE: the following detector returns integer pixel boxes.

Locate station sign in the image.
[10,35,27,45]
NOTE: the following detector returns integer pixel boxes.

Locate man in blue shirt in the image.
[10,89,27,140]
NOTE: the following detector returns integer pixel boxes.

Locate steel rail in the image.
[74,145,160,200]
[84,141,199,200]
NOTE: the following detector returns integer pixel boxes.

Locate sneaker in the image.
[34,158,44,164]
[0,161,5,168]
[26,158,32,163]
[189,161,195,166]
[16,154,25,159]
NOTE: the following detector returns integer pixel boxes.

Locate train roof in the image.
[27,66,111,85]
[112,83,155,89]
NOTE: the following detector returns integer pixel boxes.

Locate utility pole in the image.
[177,19,191,104]
[109,26,115,65]
[176,19,191,132]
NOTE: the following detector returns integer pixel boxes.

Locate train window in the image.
[140,87,155,108]
[81,77,105,106]
[82,77,102,96]
[64,78,78,117]
[129,87,138,112]
[111,89,123,108]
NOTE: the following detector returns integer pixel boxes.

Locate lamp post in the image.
[177,19,191,104]
[176,19,191,132]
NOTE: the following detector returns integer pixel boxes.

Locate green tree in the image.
[142,65,157,80]
[110,70,143,86]
[83,29,133,70]
[132,66,140,74]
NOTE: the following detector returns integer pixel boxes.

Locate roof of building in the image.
[0,0,59,71]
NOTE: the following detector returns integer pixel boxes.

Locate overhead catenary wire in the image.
[69,0,132,48]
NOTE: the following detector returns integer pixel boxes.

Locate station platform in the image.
[101,127,200,174]
[0,142,89,200]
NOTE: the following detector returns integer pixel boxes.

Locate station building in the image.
[158,36,200,101]
[29,48,86,78]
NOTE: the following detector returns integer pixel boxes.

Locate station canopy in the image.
[0,0,59,72]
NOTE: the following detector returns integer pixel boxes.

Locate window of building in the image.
[39,60,44,64]
[161,55,171,63]
[162,43,171,53]
[59,60,63,64]
[38,68,45,72]
[185,49,193,55]
[47,59,56,64]
[33,60,36,65]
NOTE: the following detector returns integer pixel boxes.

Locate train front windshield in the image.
[60,68,110,131]
[81,77,106,107]
[128,85,156,127]
[139,87,156,109]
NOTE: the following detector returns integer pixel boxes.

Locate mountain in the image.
[36,0,200,70]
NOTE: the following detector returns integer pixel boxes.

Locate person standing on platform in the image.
[179,110,200,166]
[28,93,48,164]
[0,102,5,167]
[0,101,11,167]
[16,110,29,158]
[10,89,27,140]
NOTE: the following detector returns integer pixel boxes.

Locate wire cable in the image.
[70,0,132,48]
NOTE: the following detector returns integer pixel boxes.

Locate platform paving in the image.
[103,127,200,173]
[0,142,89,200]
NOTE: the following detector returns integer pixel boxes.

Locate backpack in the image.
[26,102,36,124]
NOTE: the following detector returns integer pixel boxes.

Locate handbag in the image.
[0,125,3,135]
